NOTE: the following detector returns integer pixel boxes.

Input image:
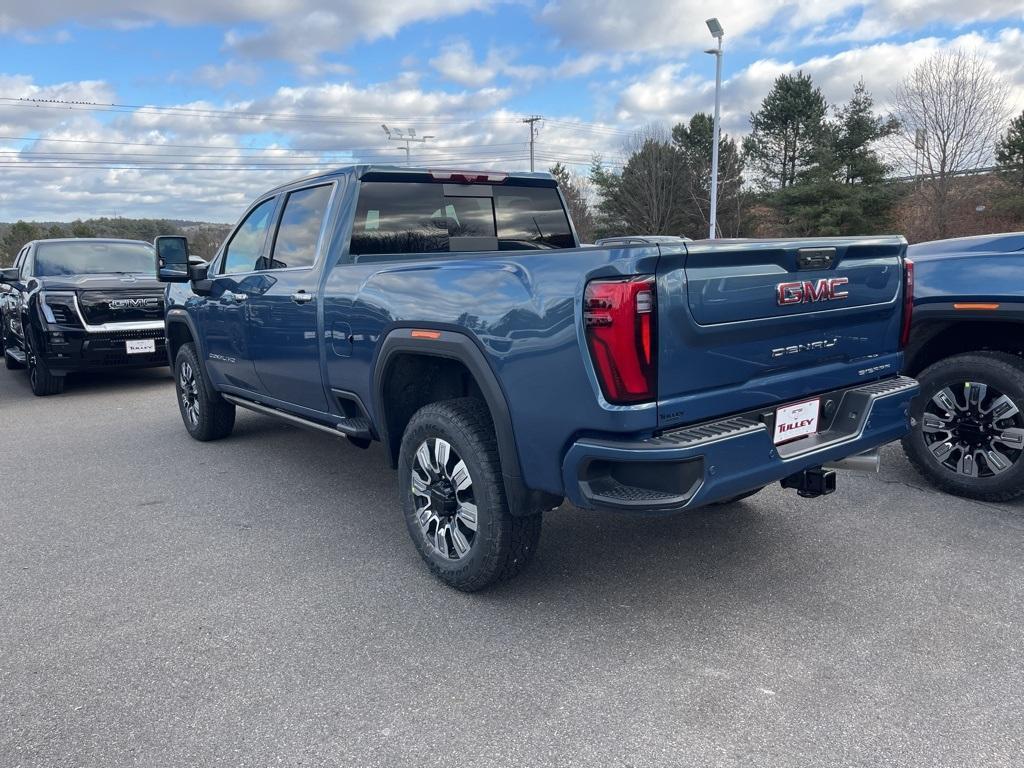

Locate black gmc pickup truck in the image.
[1,238,167,395]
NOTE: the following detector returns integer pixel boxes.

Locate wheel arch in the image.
[165,309,200,367]
[372,328,560,516]
[905,314,1024,377]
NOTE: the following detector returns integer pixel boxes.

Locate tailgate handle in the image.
[797,248,836,271]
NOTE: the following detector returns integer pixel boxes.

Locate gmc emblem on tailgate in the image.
[776,277,849,306]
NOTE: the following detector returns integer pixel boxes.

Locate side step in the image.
[5,347,26,364]
[335,416,373,440]
[222,394,352,439]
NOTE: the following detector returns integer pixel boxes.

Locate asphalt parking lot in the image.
[1,367,1022,767]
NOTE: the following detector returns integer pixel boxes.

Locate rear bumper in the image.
[562,376,918,513]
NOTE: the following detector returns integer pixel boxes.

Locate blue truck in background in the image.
[155,165,918,590]
[901,233,1024,502]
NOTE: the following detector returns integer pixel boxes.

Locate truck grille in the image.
[78,291,164,325]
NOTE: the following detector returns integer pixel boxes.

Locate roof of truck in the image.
[262,164,556,197]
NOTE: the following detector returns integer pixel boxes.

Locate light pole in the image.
[704,17,724,240]
[381,124,435,166]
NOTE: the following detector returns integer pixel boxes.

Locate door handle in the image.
[291,291,314,304]
[222,291,248,303]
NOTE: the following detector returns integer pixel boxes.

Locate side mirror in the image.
[154,236,190,283]
[0,267,20,284]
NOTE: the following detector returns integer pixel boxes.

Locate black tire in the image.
[902,351,1024,502]
[174,342,235,441]
[27,345,64,396]
[398,397,542,592]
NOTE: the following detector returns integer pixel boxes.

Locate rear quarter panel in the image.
[322,246,661,495]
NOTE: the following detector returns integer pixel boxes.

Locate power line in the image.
[0,134,530,155]
[0,97,638,138]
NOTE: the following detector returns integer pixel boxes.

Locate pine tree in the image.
[996,111,1024,190]
[743,72,828,190]
[672,113,745,236]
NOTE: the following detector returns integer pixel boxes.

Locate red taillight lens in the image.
[900,259,914,349]
[584,276,657,404]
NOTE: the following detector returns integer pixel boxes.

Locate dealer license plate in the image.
[773,399,820,444]
[126,339,156,355]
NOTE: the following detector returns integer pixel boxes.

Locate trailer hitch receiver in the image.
[780,466,836,498]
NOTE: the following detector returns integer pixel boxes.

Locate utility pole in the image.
[381,124,435,167]
[522,116,542,172]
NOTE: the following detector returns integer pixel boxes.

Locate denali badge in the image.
[776,277,849,306]
[109,297,160,310]
[771,338,839,358]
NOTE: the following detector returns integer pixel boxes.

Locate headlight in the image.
[39,292,80,326]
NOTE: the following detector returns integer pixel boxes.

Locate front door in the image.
[199,196,279,392]
[245,183,335,413]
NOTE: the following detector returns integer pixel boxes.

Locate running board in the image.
[221,394,345,438]
[5,347,26,364]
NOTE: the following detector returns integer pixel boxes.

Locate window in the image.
[34,241,154,277]
[351,182,448,257]
[494,186,574,250]
[267,185,333,269]
[350,181,575,258]
[222,197,277,274]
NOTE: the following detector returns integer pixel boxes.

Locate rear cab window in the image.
[350,179,574,259]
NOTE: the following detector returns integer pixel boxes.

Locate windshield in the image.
[34,241,154,277]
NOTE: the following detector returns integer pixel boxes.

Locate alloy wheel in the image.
[178,360,201,427]
[921,381,1024,478]
[411,437,478,560]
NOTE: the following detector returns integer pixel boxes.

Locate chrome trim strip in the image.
[70,293,165,334]
[222,394,343,438]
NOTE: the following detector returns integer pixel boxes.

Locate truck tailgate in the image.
[656,237,906,427]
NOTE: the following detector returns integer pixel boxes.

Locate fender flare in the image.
[372,327,560,515]
[165,308,203,366]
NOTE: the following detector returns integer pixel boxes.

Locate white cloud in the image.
[1,1,498,72]
[429,38,634,88]
[614,28,1024,136]
[538,0,1024,52]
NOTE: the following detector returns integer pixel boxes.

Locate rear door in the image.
[657,237,906,425]
[246,182,336,413]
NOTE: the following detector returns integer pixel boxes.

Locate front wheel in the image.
[174,343,235,441]
[28,345,64,396]
[398,398,542,592]
[902,351,1024,502]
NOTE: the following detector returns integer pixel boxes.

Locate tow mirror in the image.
[0,267,20,284]
[154,236,190,283]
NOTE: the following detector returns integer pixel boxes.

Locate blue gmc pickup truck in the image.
[156,165,918,590]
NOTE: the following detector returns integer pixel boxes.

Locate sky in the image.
[0,1,1022,222]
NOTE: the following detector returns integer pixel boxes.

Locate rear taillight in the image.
[900,259,914,349]
[584,276,657,404]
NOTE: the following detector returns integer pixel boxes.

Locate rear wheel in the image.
[398,398,542,591]
[174,343,235,441]
[902,351,1024,502]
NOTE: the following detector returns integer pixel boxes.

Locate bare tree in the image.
[592,125,691,237]
[890,49,1011,239]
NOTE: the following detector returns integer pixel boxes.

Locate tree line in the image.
[0,218,231,267]
[561,49,1024,244]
